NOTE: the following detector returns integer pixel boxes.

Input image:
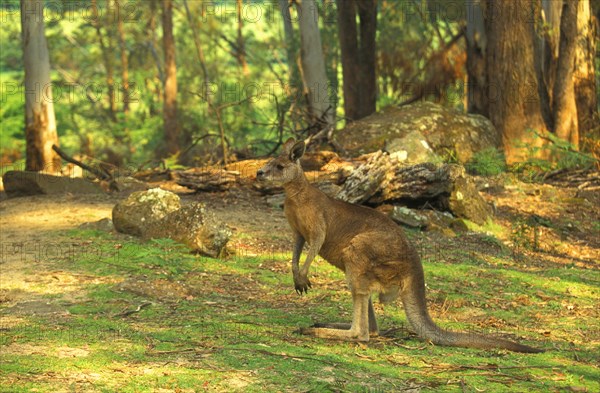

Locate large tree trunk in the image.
[20,0,61,172]
[484,0,549,163]
[465,0,488,116]
[337,0,378,121]
[295,0,334,131]
[162,0,179,156]
[538,0,563,126]
[573,0,598,138]
[553,0,579,148]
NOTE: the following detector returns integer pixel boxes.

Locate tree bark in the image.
[553,0,579,148]
[20,0,61,172]
[337,0,360,120]
[484,0,549,163]
[279,0,300,92]
[573,0,598,138]
[465,0,488,116]
[162,0,179,156]
[337,0,378,121]
[295,0,334,131]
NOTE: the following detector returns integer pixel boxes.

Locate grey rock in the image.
[112,188,181,236]
[3,171,104,197]
[389,206,429,228]
[335,102,500,163]
[143,202,232,258]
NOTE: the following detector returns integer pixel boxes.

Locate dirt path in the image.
[0,189,291,323]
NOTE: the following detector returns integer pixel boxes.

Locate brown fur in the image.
[257,138,543,353]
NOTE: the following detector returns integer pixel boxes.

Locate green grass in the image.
[1,230,598,392]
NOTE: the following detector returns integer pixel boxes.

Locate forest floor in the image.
[0,175,598,392]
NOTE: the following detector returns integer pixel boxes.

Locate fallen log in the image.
[173,168,240,191]
[338,151,492,224]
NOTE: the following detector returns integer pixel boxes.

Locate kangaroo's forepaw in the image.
[293,275,312,295]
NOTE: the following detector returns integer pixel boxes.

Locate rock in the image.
[143,202,232,258]
[112,188,181,236]
[384,129,439,163]
[78,218,114,232]
[3,171,104,197]
[335,102,500,163]
[446,172,493,225]
[389,206,429,228]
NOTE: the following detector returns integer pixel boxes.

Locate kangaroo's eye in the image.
[276,164,284,170]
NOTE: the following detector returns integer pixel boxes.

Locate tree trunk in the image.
[484,0,549,163]
[295,0,334,131]
[553,0,579,148]
[162,0,179,156]
[337,0,360,120]
[337,0,378,121]
[115,0,130,115]
[538,0,562,125]
[573,0,598,138]
[20,0,61,172]
[279,0,300,93]
[465,0,488,116]
[356,0,377,118]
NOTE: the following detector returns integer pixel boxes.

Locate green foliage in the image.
[466,148,507,176]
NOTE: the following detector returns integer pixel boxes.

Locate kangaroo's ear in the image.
[289,141,306,162]
[281,138,296,153]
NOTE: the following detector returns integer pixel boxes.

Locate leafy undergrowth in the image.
[1,229,598,393]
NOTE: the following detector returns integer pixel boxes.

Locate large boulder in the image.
[3,171,104,197]
[143,203,232,258]
[335,102,501,163]
[112,188,231,257]
[112,188,181,236]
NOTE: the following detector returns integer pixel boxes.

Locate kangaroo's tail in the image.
[400,267,544,353]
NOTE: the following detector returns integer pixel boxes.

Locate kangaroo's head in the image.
[256,138,306,186]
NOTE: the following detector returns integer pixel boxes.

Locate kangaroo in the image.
[257,138,543,353]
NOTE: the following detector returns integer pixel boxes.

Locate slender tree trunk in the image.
[162,0,179,156]
[295,0,334,130]
[20,0,61,172]
[553,0,579,148]
[573,0,598,138]
[485,0,549,163]
[465,0,488,116]
[279,0,300,94]
[115,0,129,115]
[337,0,378,121]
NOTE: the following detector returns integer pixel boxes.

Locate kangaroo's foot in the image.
[298,324,370,342]
[310,322,379,337]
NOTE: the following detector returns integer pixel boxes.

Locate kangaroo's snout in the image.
[256,168,265,180]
